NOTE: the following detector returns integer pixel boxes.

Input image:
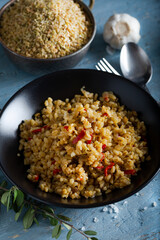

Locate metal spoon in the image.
[120,42,153,92]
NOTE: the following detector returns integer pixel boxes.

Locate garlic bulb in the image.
[103,13,141,49]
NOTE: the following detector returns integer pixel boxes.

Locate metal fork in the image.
[95,58,120,76]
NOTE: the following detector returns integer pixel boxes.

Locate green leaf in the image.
[52,224,60,238]
[50,217,58,226]
[33,217,39,225]
[15,203,24,221]
[84,230,97,236]
[43,212,53,219]
[42,206,54,214]
[1,191,9,206]
[57,214,72,222]
[90,238,98,240]
[55,225,61,239]
[16,190,24,207]
[7,190,11,212]
[63,223,71,230]
[23,207,35,229]
[66,229,72,240]
[13,189,18,203]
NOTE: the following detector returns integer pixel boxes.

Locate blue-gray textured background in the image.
[0,0,160,239]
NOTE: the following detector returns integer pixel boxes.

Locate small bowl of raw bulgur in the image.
[0,0,96,73]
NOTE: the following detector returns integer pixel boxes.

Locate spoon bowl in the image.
[120,42,152,87]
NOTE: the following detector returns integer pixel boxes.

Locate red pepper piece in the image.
[32,128,42,133]
[102,144,107,151]
[51,160,56,165]
[72,129,85,144]
[104,96,109,101]
[80,176,83,181]
[28,137,32,141]
[53,169,61,175]
[32,125,50,133]
[64,126,69,131]
[100,153,105,162]
[104,162,115,176]
[86,133,93,144]
[124,169,136,175]
[102,113,108,117]
[96,166,104,169]
[43,125,50,130]
[34,175,39,181]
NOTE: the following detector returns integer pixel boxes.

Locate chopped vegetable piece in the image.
[51,161,56,165]
[100,153,105,162]
[102,144,107,151]
[34,175,39,181]
[124,169,136,175]
[32,128,42,133]
[96,166,104,169]
[64,126,69,131]
[86,134,93,144]
[32,125,50,133]
[104,162,115,176]
[53,169,61,175]
[43,125,50,130]
[68,109,72,113]
[28,137,32,141]
[104,96,109,101]
[80,176,83,181]
[102,113,108,117]
[84,108,87,111]
[72,130,85,144]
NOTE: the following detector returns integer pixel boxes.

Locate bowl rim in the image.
[0,69,160,208]
[0,0,96,62]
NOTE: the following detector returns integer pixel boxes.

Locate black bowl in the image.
[0,69,160,208]
[0,0,96,74]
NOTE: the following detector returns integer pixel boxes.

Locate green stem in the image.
[39,209,90,239]
[0,186,8,192]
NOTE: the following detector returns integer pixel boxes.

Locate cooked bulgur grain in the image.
[0,0,92,58]
[19,88,150,199]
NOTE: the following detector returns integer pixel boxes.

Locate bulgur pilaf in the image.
[19,88,150,199]
[0,0,92,58]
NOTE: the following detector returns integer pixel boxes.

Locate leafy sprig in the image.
[0,181,98,240]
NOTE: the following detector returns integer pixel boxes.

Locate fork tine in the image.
[102,58,120,75]
[95,65,101,71]
[100,60,112,73]
[97,62,106,72]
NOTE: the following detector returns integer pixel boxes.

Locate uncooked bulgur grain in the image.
[0,0,92,58]
[19,88,150,199]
